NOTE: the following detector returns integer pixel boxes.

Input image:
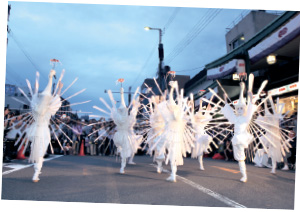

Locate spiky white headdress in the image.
[236,82,246,107]
[119,87,127,109]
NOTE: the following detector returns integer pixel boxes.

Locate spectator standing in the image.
[4,116,23,161]
[89,127,98,156]
[97,123,107,155]
[72,120,83,155]
[224,140,234,161]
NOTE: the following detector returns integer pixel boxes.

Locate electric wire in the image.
[7,29,48,82]
[165,9,223,64]
[130,7,181,88]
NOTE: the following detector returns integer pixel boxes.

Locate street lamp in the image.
[144,26,165,92]
[144,26,163,44]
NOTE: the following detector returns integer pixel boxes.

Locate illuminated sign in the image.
[268,82,298,96]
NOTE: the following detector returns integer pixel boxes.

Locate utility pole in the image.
[144,27,166,93]
[128,86,132,106]
[7,5,11,45]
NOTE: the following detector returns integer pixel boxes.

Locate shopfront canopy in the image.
[248,13,300,64]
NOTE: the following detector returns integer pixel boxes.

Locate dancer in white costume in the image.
[93,86,142,174]
[190,99,214,171]
[222,82,257,183]
[156,81,194,182]
[255,97,292,174]
[128,99,143,165]
[146,95,166,173]
[5,60,89,182]
[27,70,63,182]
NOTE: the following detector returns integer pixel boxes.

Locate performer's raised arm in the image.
[221,93,236,123]
[246,91,257,123]
[56,81,64,96]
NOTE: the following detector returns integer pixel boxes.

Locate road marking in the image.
[2,155,63,175]
[150,164,247,208]
[211,166,240,174]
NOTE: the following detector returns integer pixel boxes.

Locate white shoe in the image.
[166,175,176,182]
[157,166,162,173]
[240,176,247,183]
[200,166,205,171]
[282,165,289,171]
[270,170,276,174]
[120,168,125,174]
[239,161,247,183]
[128,161,136,165]
[32,173,40,183]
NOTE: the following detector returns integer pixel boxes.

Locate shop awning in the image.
[248,13,300,64]
[206,59,237,80]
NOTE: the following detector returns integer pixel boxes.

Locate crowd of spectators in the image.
[2,107,297,171]
[2,107,122,162]
[50,116,117,157]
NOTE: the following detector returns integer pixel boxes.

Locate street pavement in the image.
[1,154,296,209]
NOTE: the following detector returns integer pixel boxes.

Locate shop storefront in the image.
[268,82,298,115]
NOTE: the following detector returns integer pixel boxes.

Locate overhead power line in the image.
[165,9,222,64]
[164,7,181,31]
[130,7,181,88]
[175,65,204,73]
[8,29,48,82]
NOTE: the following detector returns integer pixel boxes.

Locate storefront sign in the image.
[207,59,237,80]
[268,82,298,96]
[288,82,298,91]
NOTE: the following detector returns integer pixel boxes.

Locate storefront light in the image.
[232,73,239,80]
[266,54,276,65]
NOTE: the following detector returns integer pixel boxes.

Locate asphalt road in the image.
[1,154,296,210]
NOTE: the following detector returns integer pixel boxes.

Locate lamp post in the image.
[144,26,165,92]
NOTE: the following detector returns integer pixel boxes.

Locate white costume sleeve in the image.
[221,104,236,124]
[246,103,257,123]
[48,95,62,116]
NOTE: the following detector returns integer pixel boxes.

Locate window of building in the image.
[231,35,245,50]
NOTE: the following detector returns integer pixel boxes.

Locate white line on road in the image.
[150,164,247,208]
[2,155,63,176]
[176,176,247,208]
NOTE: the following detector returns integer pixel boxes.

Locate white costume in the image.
[8,63,88,182]
[26,70,62,182]
[128,99,143,164]
[253,148,269,168]
[255,97,290,174]
[95,87,142,174]
[154,82,194,182]
[221,82,257,182]
[145,96,166,173]
[191,103,213,170]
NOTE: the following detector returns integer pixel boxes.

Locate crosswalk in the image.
[2,155,63,175]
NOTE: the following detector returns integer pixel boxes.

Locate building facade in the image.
[185,11,299,116]
[226,10,281,52]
